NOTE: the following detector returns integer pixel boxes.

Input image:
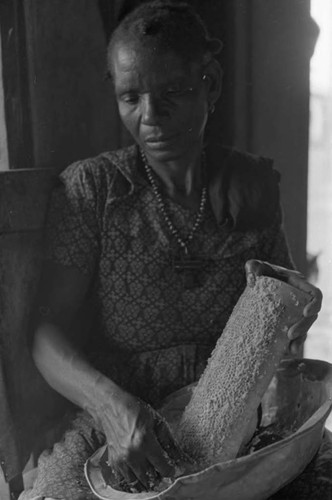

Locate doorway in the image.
[305,0,332,364]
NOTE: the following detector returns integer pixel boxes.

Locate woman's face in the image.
[110,41,213,163]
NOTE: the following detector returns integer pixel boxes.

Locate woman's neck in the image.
[143,149,204,200]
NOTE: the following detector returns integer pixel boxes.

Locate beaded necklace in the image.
[141,150,208,288]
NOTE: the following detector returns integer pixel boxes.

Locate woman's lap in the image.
[19,412,332,500]
[269,429,332,499]
[19,411,105,500]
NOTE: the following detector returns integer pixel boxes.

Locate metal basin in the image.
[85,358,332,500]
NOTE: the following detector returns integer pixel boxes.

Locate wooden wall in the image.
[23,0,121,171]
[230,0,312,273]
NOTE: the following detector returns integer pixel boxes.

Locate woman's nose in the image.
[141,94,168,125]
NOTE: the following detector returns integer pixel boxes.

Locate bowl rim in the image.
[85,358,332,499]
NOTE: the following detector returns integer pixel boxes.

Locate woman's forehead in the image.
[110,40,198,85]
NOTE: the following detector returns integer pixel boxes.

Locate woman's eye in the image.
[121,94,139,105]
[166,88,184,96]
[165,87,194,98]
[166,87,181,95]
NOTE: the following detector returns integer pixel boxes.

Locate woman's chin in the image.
[142,141,200,164]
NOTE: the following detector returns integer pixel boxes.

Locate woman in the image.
[22,2,322,499]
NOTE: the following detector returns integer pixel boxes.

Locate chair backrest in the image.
[0,168,68,482]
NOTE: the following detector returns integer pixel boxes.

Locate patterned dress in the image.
[22,144,296,500]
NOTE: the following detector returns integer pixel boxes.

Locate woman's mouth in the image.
[144,134,178,148]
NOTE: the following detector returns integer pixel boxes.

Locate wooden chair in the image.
[0,168,69,499]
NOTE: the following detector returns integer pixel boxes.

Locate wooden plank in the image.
[0,169,56,233]
[0,169,68,481]
[0,230,70,481]
[0,230,64,407]
[0,360,21,483]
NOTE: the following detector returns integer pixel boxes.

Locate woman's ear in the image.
[203,59,223,109]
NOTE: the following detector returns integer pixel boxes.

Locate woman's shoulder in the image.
[221,147,280,192]
[226,148,281,230]
[208,144,281,231]
[211,145,278,178]
[60,144,137,183]
[58,144,139,199]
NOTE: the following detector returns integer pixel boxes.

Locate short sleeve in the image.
[258,209,296,271]
[44,162,100,277]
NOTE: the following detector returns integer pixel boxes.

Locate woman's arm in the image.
[32,262,102,411]
[32,262,182,490]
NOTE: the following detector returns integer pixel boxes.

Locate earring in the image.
[209,103,216,115]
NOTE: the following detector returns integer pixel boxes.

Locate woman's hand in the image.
[99,391,183,492]
[245,259,322,354]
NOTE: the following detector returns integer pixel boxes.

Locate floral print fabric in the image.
[45,144,293,407]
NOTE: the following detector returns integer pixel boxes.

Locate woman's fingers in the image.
[117,460,143,490]
[289,334,307,356]
[145,431,177,478]
[245,259,322,318]
[109,452,158,492]
[130,418,185,485]
[245,259,304,285]
[107,446,144,491]
[108,429,173,490]
[304,289,322,317]
[154,417,184,464]
[288,315,318,341]
[124,456,157,491]
[284,273,322,316]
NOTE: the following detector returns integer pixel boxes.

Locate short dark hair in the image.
[107,0,222,69]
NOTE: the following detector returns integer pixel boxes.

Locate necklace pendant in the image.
[181,269,199,289]
[173,257,205,272]
[171,252,206,289]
